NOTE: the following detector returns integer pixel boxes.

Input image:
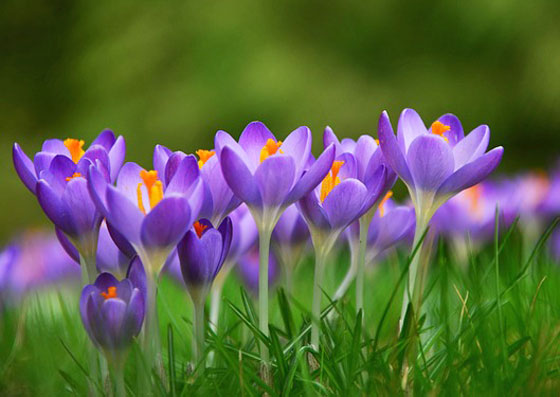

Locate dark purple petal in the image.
[436,114,464,147]
[78,145,110,176]
[36,181,76,236]
[281,126,312,176]
[178,229,219,286]
[108,136,126,183]
[33,152,57,176]
[323,179,368,229]
[48,155,77,184]
[126,256,147,301]
[165,155,199,195]
[124,288,145,337]
[115,279,133,303]
[285,144,335,205]
[297,192,330,230]
[91,129,116,151]
[106,186,143,245]
[220,146,262,207]
[378,111,414,186]
[62,178,99,236]
[87,165,110,216]
[94,272,119,291]
[216,217,233,272]
[101,298,128,347]
[199,155,240,222]
[359,166,387,216]
[452,125,490,170]
[164,151,188,186]
[13,143,38,194]
[436,147,504,197]
[80,286,98,335]
[397,108,428,152]
[107,222,137,258]
[140,196,193,249]
[238,121,276,168]
[56,228,80,263]
[254,155,296,208]
[407,135,454,192]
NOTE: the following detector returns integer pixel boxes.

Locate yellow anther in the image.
[65,172,83,182]
[64,138,85,163]
[137,170,164,214]
[431,121,450,142]
[196,149,215,169]
[101,286,117,300]
[320,160,345,202]
[260,139,283,162]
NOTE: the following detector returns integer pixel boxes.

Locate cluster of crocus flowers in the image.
[9,109,506,386]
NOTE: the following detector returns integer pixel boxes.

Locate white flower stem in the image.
[355,217,369,317]
[257,228,272,364]
[193,296,206,367]
[310,248,327,349]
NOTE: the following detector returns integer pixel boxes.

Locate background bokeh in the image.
[2,0,559,243]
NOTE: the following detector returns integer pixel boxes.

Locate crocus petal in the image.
[323,126,342,155]
[42,139,70,155]
[436,114,464,147]
[107,222,137,258]
[407,135,454,192]
[452,125,490,170]
[165,155,199,195]
[436,147,504,197]
[359,166,387,216]
[372,207,415,252]
[354,135,378,180]
[254,155,296,208]
[238,121,276,168]
[378,111,414,186]
[80,287,97,334]
[97,222,131,276]
[153,144,172,179]
[106,186,143,245]
[36,181,76,236]
[297,193,330,230]
[200,155,240,222]
[33,152,57,176]
[285,144,335,205]
[217,217,233,270]
[164,151,188,187]
[126,256,147,301]
[101,298,128,347]
[62,178,99,236]
[323,179,368,229]
[220,146,262,207]
[88,165,110,216]
[178,231,212,285]
[56,228,80,263]
[13,143,38,193]
[94,272,119,291]
[397,108,428,152]
[116,162,145,204]
[280,126,312,176]
[91,129,116,151]
[337,152,358,180]
[79,145,110,176]
[124,288,145,336]
[140,196,193,249]
[108,136,126,183]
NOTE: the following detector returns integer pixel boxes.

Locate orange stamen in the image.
[320,160,345,202]
[464,185,483,220]
[260,139,283,162]
[194,221,208,238]
[196,149,215,169]
[431,121,450,142]
[378,190,393,217]
[136,170,164,214]
[64,138,86,163]
[65,172,83,182]
[100,286,117,300]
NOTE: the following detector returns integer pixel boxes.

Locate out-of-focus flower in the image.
[80,257,145,363]
[237,245,279,295]
[0,231,80,308]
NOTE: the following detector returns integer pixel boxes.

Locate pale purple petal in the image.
[13,143,38,193]
[238,121,276,169]
[106,186,143,245]
[452,125,490,170]
[378,111,414,186]
[280,126,311,176]
[436,114,464,147]
[397,108,428,152]
[323,179,368,229]
[153,144,172,179]
[140,196,193,249]
[108,136,126,182]
[220,146,262,207]
[407,135,454,192]
[42,139,70,155]
[254,155,296,208]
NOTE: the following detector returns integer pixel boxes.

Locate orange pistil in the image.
[65,172,83,182]
[101,286,117,300]
[320,160,345,202]
[193,221,208,238]
[431,121,450,142]
[260,139,283,162]
[378,190,393,217]
[64,138,86,163]
[196,149,215,169]
[136,170,164,215]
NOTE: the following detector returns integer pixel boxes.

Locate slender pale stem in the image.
[310,249,327,349]
[193,297,206,366]
[355,217,369,316]
[113,362,126,397]
[258,229,272,363]
[333,242,358,302]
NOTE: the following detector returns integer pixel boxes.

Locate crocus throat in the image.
[65,172,83,182]
[194,221,208,238]
[64,138,85,163]
[379,190,393,217]
[196,149,215,169]
[320,160,344,202]
[136,170,164,215]
[431,121,451,142]
[260,139,283,162]
[101,286,117,300]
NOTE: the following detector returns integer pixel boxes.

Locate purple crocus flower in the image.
[177,217,232,362]
[88,147,203,275]
[80,257,145,363]
[378,108,504,329]
[272,204,310,291]
[237,245,279,295]
[13,129,125,194]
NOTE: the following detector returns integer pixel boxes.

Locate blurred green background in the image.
[2,0,559,243]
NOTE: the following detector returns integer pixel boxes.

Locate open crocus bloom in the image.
[80,257,145,361]
[215,121,335,229]
[378,109,504,222]
[13,129,125,194]
[88,148,203,274]
[298,152,387,246]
